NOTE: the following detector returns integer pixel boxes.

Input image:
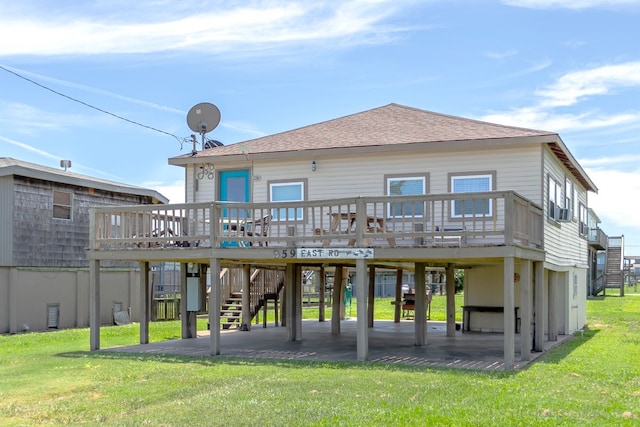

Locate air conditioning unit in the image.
[557,208,571,222]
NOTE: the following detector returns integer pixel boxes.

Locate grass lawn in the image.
[1,295,639,426]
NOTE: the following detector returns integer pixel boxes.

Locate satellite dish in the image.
[186,102,221,134]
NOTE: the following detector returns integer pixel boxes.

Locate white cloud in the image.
[580,154,640,168]
[586,167,640,244]
[536,62,640,108]
[501,0,640,9]
[481,108,640,132]
[0,1,411,57]
[479,61,640,132]
[0,101,106,135]
[145,180,185,204]
[0,134,126,180]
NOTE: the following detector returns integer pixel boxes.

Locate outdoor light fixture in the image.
[311,160,317,172]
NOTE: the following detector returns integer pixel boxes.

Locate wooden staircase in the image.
[219,268,285,330]
[604,236,624,296]
[221,292,243,329]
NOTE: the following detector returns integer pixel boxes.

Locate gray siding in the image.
[12,176,151,268]
[0,176,14,266]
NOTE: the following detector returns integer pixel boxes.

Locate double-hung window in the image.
[450,173,493,218]
[548,175,563,221]
[386,175,427,218]
[578,203,588,237]
[565,178,574,219]
[53,190,72,220]
[269,180,305,221]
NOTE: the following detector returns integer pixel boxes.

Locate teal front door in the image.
[219,170,250,246]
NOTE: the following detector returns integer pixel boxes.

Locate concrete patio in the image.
[101,319,573,371]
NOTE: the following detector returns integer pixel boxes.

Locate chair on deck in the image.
[246,214,272,246]
[401,290,432,319]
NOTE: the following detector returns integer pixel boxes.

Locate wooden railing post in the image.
[504,192,514,245]
[355,197,366,247]
[211,202,219,248]
[89,207,96,250]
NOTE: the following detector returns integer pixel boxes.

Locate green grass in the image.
[299,293,465,321]
[1,296,639,426]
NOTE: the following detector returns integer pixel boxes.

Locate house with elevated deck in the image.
[87,104,598,368]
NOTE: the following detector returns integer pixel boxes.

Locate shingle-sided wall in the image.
[12,176,149,267]
[0,175,14,266]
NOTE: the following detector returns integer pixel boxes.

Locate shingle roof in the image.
[186,103,555,158]
[0,157,168,203]
[170,103,596,192]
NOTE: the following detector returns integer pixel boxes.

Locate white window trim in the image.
[565,177,575,220]
[386,176,427,218]
[450,173,493,218]
[548,175,563,222]
[578,203,588,237]
[269,180,305,221]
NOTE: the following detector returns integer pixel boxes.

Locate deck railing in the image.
[89,191,543,250]
[588,227,608,250]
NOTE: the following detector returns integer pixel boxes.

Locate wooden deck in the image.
[88,191,543,266]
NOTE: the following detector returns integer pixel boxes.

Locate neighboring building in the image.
[87,104,603,368]
[0,158,168,333]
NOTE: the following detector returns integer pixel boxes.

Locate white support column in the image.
[140,261,150,344]
[534,261,545,352]
[356,258,369,361]
[241,264,251,331]
[414,262,426,346]
[503,256,515,369]
[520,260,532,361]
[209,258,221,355]
[445,264,456,337]
[548,270,558,342]
[89,259,101,351]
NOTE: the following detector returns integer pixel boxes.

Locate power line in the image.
[0,64,184,145]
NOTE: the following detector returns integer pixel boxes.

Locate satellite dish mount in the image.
[186,102,221,155]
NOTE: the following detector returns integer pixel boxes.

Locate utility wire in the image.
[0,64,183,145]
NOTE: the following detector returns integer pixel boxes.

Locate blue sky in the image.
[1,0,639,251]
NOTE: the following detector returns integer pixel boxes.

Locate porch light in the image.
[312,160,317,172]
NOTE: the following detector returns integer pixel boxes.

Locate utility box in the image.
[186,263,204,311]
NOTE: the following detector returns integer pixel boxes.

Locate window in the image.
[269,180,305,221]
[548,175,563,221]
[53,190,72,220]
[565,178,574,218]
[579,203,588,236]
[386,175,427,217]
[450,173,493,218]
